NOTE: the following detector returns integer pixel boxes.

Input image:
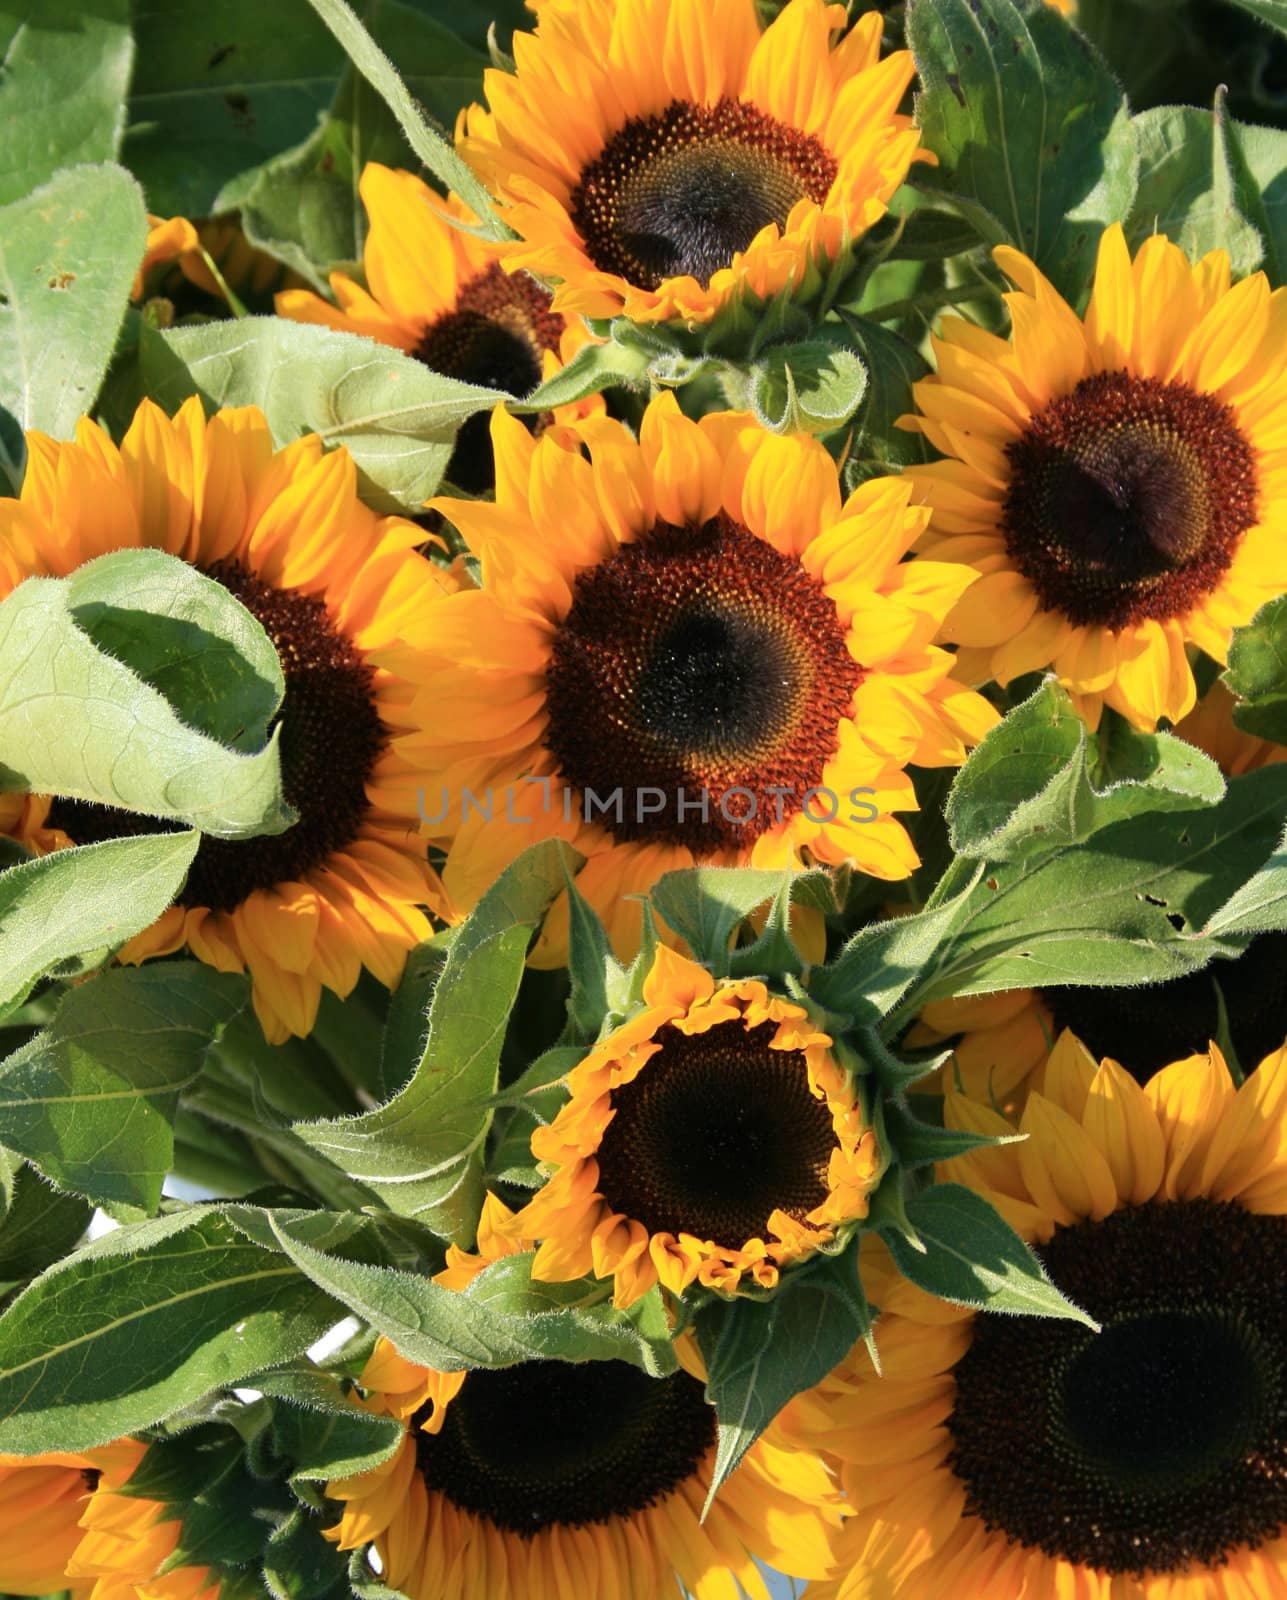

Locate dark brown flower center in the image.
[1002,372,1257,629]
[542,516,862,852]
[570,97,837,291]
[1042,932,1287,1082]
[412,1361,715,1534]
[947,1199,1287,1577]
[593,1018,836,1245]
[414,261,564,496]
[45,561,387,914]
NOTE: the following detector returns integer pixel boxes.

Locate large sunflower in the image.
[0,398,450,1042]
[911,931,1287,1107]
[503,944,882,1306]
[276,164,597,495]
[903,224,1287,730]
[792,1030,1287,1600]
[458,0,926,324]
[325,1194,843,1600]
[0,1444,132,1595]
[64,1437,219,1600]
[414,391,996,962]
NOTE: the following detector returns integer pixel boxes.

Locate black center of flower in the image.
[542,516,863,852]
[413,1361,715,1534]
[1042,931,1287,1082]
[1002,372,1257,629]
[593,1018,836,1245]
[45,561,387,914]
[413,261,564,496]
[571,98,838,291]
[947,1199,1287,1577]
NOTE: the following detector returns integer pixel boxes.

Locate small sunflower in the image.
[501,944,881,1306]
[325,1202,843,1600]
[134,213,303,313]
[275,164,598,495]
[903,223,1287,730]
[793,1030,1287,1600]
[413,391,996,962]
[458,0,926,324]
[0,1444,132,1595]
[912,930,1287,1105]
[64,1437,219,1600]
[0,398,451,1042]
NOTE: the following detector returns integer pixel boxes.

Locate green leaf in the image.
[240,1,489,288]
[123,0,347,218]
[650,867,824,975]
[881,1183,1096,1323]
[0,1163,91,1284]
[264,1508,354,1600]
[0,965,247,1212]
[261,1210,677,1374]
[746,340,868,435]
[881,1098,1019,1170]
[292,841,578,1236]
[945,681,1225,861]
[139,317,508,512]
[0,163,147,489]
[905,0,1138,301]
[695,1247,873,1509]
[512,337,654,413]
[838,315,931,476]
[254,1366,403,1483]
[0,1,133,206]
[70,545,286,753]
[894,765,1287,1013]
[0,832,200,1016]
[1126,99,1271,279]
[0,1207,340,1452]
[300,0,505,236]
[1226,594,1287,746]
[1225,0,1287,32]
[0,549,293,839]
[563,873,624,1044]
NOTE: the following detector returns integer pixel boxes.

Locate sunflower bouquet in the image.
[2,0,1287,1597]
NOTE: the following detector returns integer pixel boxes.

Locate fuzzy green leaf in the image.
[292,841,578,1236]
[906,0,1138,301]
[0,550,292,839]
[0,1163,91,1284]
[696,1247,873,1510]
[0,1208,341,1452]
[0,833,200,1017]
[0,965,247,1212]
[139,317,507,512]
[1226,594,1287,746]
[0,1,133,206]
[946,682,1225,861]
[0,163,147,488]
[650,867,828,975]
[882,1184,1096,1323]
[747,340,868,435]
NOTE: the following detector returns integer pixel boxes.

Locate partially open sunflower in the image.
[275,164,597,495]
[903,224,1287,730]
[502,944,882,1306]
[458,0,926,324]
[324,1192,843,1600]
[0,399,450,1042]
[791,1031,1287,1600]
[414,391,995,962]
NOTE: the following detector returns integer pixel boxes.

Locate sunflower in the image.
[457,0,926,325]
[325,1193,843,1600]
[1174,677,1287,776]
[910,929,1287,1106]
[791,1029,1287,1600]
[64,1437,219,1600]
[0,398,451,1042]
[902,223,1287,731]
[500,943,881,1305]
[0,1444,132,1595]
[413,391,996,962]
[133,213,303,314]
[275,163,599,496]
